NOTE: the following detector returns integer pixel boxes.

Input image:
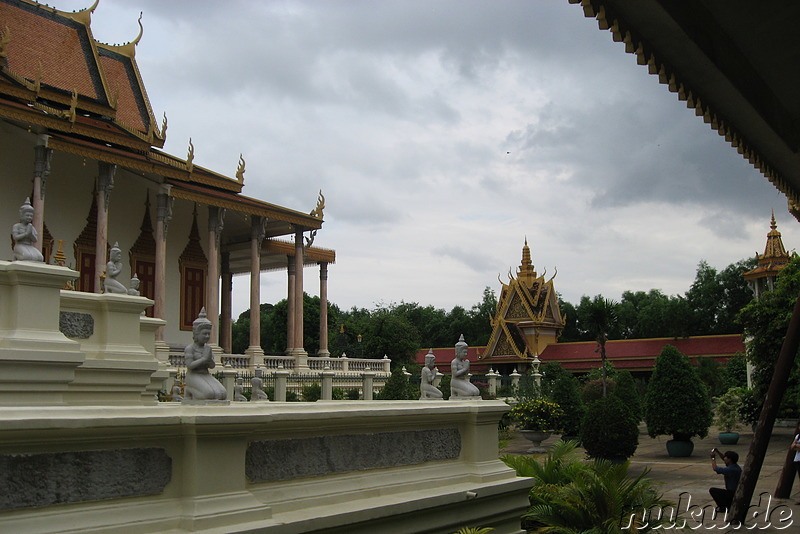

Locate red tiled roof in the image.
[1,1,105,102]
[415,335,745,373]
[98,52,146,132]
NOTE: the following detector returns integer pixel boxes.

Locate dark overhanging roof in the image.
[570,0,800,220]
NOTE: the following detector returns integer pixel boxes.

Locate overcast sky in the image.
[61,0,799,317]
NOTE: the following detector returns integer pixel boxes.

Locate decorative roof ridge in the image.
[95,12,142,59]
[51,0,99,26]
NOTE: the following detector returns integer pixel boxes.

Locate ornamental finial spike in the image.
[236,154,245,184]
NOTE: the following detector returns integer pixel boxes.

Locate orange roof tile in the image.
[1,0,106,103]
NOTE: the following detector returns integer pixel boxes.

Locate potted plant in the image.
[508,398,564,453]
[644,345,713,457]
[715,387,744,444]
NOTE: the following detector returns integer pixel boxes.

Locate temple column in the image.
[286,255,296,353]
[293,229,307,361]
[31,134,52,253]
[318,262,330,357]
[207,206,225,346]
[154,185,172,342]
[95,162,115,292]
[246,216,266,360]
[220,252,233,354]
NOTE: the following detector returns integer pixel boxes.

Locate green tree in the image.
[579,296,618,397]
[376,365,415,400]
[581,394,640,460]
[613,369,643,424]
[543,362,585,438]
[723,353,748,390]
[557,296,581,342]
[737,255,800,414]
[644,345,713,440]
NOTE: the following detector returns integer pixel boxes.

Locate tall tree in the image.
[579,295,618,397]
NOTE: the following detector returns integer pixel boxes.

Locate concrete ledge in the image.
[0,402,530,533]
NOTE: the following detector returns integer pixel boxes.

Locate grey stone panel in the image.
[59,311,94,339]
[0,448,172,511]
[246,428,460,483]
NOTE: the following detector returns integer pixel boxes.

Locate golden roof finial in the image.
[236,154,245,184]
[186,138,194,172]
[310,190,325,218]
[160,112,168,139]
[0,25,11,60]
[53,239,66,266]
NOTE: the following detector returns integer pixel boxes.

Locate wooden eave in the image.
[1,97,152,151]
[571,0,800,219]
[167,180,323,230]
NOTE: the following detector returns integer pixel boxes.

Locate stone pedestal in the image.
[59,291,159,405]
[0,261,85,405]
[141,315,168,405]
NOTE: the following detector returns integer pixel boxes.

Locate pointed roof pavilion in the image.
[479,239,565,365]
[743,212,792,297]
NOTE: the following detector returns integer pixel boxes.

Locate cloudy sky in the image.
[60,0,799,316]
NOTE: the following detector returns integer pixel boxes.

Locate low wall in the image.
[0,401,532,534]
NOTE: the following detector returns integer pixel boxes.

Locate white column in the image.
[246,216,266,359]
[206,206,225,346]
[31,134,52,254]
[286,255,296,353]
[154,186,172,342]
[95,162,115,292]
[318,262,330,357]
[293,229,306,357]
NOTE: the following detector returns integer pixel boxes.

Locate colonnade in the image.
[28,144,329,363]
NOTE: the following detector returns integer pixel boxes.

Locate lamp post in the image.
[357,334,363,358]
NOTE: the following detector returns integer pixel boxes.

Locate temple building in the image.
[0,0,334,366]
[479,239,565,374]
[417,238,747,375]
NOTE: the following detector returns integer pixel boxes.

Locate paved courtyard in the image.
[501,423,800,532]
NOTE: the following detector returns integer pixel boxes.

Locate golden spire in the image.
[518,237,536,280]
[236,154,246,184]
[763,210,788,260]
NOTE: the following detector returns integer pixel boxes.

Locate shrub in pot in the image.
[543,363,585,440]
[581,394,639,461]
[613,369,643,424]
[644,345,712,457]
[715,387,743,444]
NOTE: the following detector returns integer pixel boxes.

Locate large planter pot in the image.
[666,439,694,457]
[520,430,553,453]
[718,432,740,445]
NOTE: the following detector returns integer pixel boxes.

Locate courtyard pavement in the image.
[501,423,800,532]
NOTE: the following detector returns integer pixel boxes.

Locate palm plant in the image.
[583,296,618,397]
[522,460,671,533]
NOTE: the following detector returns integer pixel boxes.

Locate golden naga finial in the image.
[236,154,245,184]
[108,88,118,109]
[0,25,11,60]
[310,190,325,218]
[160,112,168,139]
[59,89,78,123]
[34,60,43,94]
[186,138,194,171]
[547,266,558,284]
[132,12,144,46]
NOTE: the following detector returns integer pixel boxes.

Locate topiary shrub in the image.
[544,364,585,438]
[582,378,616,405]
[302,382,321,402]
[644,345,712,441]
[613,369,642,424]
[581,395,639,460]
[376,365,415,400]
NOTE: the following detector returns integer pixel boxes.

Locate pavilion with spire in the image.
[743,212,793,298]
[479,239,565,373]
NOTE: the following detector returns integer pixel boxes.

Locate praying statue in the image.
[11,197,43,262]
[251,368,269,401]
[233,377,247,402]
[420,349,443,400]
[103,242,128,294]
[127,274,140,296]
[183,308,227,401]
[450,334,481,398]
